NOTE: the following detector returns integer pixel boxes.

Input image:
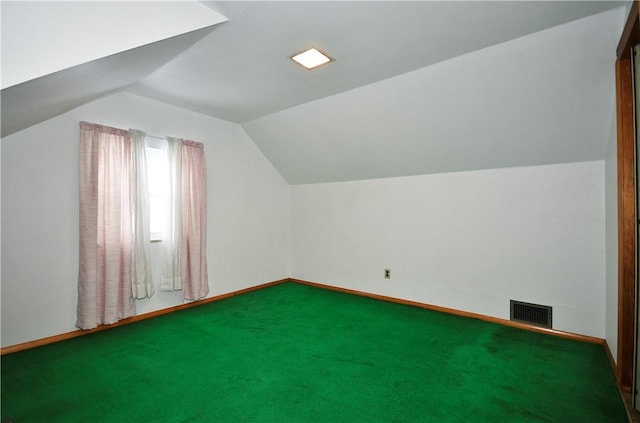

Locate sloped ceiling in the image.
[243,7,625,183]
[134,1,624,123]
[1,1,629,184]
[0,1,227,137]
[1,1,227,89]
[1,26,219,138]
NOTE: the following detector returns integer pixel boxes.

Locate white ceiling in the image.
[1,26,218,138]
[130,1,624,123]
[1,1,227,89]
[243,5,626,183]
[1,1,629,184]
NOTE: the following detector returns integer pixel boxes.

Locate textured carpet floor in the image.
[1,282,627,422]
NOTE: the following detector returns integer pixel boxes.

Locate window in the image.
[145,137,169,241]
[78,122,209,328]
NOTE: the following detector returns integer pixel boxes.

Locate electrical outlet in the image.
[384,268,391,279]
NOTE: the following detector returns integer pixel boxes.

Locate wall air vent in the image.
[510,300,552,329]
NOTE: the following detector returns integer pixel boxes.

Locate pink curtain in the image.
[180,141,209,300]
[77,122,136,330]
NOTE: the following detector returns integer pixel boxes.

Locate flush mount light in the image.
[290,47,333,70]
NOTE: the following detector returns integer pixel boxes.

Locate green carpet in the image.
[1,282,627,422]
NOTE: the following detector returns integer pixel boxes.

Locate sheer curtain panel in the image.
[130,129,155,299]
[160,137,183,291]
[181,141,209,301]
[77,122,136,330]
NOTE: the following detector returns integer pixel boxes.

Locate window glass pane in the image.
[146,141,169,239]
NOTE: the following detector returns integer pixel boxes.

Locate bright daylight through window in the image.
[146,138,169,241]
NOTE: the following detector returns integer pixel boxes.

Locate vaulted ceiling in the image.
[1,1,629,184]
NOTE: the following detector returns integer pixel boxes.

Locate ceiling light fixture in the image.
[290,47,333,70]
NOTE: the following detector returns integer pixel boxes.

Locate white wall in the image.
[1,92,291,348]
[0,89,613,345]
[291,161,605,337]
[605,106,619,360]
